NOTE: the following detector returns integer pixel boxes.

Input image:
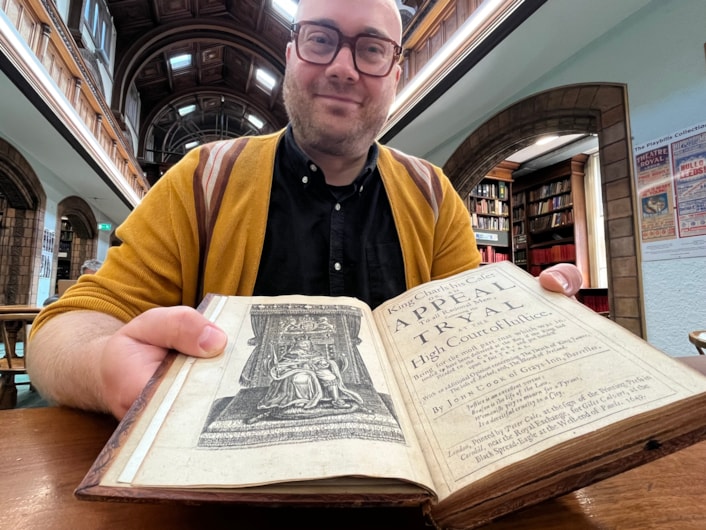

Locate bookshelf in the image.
[512,155,589,285]
[57,218,73,282]
[466,162,517,264]
[576,288,610,316]
[512,189,527,269]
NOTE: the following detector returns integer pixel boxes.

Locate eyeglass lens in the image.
[296,23,398,77]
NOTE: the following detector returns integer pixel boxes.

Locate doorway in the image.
[443,83,644,337]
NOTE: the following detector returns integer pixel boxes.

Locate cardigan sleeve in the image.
[31,147,204,335]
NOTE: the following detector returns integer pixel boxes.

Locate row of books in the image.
[528,194,572,216]
[527,178,571,202]
[513,248,527,265]
[478,245,511,263]
[470,180,509,200]
[469,198,510,216]
[530,211,574,232]
[529,243,576,264]
[472,214,510,231]
[578,293,610,314]
[513,234,527,248]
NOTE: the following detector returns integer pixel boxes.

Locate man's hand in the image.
[28,306,228,420]
[100,306,228,418]
[538,263,583,297]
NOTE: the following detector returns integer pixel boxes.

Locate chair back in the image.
[0,309,41,409]
[690,330,706,356]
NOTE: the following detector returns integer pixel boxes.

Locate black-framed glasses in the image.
[291,21,403,77]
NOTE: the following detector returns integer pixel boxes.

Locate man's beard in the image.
[283,70,391,157]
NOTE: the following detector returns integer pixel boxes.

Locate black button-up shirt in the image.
[253,128,406,308]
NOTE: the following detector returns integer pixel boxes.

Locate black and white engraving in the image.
[199,303,405,448]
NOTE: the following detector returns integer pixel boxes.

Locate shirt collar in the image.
[281,125,379,190]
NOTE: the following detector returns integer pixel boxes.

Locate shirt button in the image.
[334,203,341,211]
[309,164,317,172]
[359,185,364,193]
[334,262,342,271]
[301,176,309,184]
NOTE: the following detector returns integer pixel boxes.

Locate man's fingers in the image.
[539,263,583,297]
[100,306,228,418]
[118,306,228,357]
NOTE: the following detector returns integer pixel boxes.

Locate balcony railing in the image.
[0,0,149,200]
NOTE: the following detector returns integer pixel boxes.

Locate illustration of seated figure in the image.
[258,339,362,412]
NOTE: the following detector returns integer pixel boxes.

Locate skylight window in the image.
[272,0,297,21]
[535,135,559,145]
[169,53,192,71]
[177,104,196,117]
[247,113,265,129]
[255,68,277,93]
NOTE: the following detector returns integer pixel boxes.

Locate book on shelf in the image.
[472,214,509,231]
[478,245,510,263]
[471,198,508,216]
[471,181,508,200]
[528,178,571,201]
[530,244,576,264]
[76,262,706,530]
[577,288,610,314]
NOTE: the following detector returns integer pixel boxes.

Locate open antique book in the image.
[76,261,706,529]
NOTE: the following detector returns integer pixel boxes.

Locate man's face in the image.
[283,0,402,158]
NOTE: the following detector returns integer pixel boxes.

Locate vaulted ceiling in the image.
[105,0,428,180]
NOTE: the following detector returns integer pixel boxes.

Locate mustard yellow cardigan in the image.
[33,130,480,332]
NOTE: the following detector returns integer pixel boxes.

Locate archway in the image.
[443,84,643,337]
[0,140,45,305]
[56,197,98,282]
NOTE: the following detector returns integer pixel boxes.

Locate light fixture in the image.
[247,113,264,129]
[169,53,192,70]
[185,140,200,150]
[177,104,196,117]
[255,68,277,93]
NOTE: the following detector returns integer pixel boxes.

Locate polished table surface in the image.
[0,304,41,314]
[3,406,706,529]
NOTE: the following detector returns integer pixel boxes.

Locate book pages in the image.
[102,294,435,494]
[373,261,706,501]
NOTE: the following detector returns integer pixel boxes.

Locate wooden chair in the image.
[0,311,39,409]
[690,330,706,356]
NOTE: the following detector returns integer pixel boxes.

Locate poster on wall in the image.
[633,121,706,261]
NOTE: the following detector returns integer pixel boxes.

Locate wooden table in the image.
[3,406,706,529]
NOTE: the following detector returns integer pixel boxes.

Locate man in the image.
[80,259,103,275]
[42,258,103,306]
[27,0,581,419]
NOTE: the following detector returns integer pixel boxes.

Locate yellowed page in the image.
[373,261,706,501]
[104,294,435,494]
